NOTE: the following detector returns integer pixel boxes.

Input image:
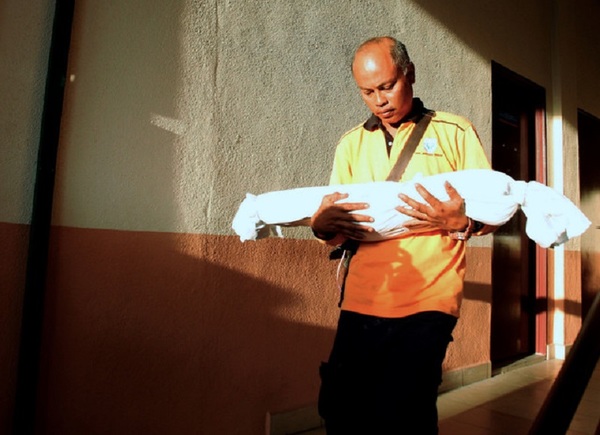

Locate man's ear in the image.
[406,62,416,84]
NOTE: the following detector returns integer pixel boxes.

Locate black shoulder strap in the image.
[385,111,434,182]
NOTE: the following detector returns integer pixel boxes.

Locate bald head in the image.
[351,37,415,128]
[352,37,412,76]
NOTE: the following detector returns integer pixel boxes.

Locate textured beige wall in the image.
[3,3,599,239]
[51,0,528,236]
[49,0,598,239]
[0,0,54,223]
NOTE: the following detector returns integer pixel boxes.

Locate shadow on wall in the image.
[32,228,589,435]
[467,275,586,321]
[463,282,492,305]
[410,0,552,73]
[463,281,582,319]
[52,0,186,233]
[36,228,338,435]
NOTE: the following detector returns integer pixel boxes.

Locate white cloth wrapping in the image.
[232,169,591,248]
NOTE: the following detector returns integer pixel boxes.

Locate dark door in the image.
[578,110,600,321]
[491,62,547,369]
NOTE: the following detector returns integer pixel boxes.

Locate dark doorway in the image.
[578,110,600,321]
[491,62,547,370]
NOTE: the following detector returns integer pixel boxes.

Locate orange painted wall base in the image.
[1,224,549,434]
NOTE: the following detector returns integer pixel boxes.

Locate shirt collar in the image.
[363,98,426,131]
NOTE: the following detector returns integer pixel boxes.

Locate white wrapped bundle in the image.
[231,169,591,248]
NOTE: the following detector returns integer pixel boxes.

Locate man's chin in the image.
[380,115,402,126]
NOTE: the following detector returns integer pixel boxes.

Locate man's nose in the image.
[375,91,387,106]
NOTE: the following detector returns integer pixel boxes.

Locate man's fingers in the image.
[323,192,370,212]
[322,192,349,206]
[396,203,418,218]
[414,183,442,207]
[335,201,370,212]
[398,193,419,209]
[395,182,468,232]
[398,194,430,218]
[396,205,430,223]
[401,218,421,227]
[444,181,462,200]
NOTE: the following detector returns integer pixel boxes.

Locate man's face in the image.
[352,43,415,127]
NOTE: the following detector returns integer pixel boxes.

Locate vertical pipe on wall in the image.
[13,0,75,433]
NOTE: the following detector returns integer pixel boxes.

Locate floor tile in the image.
[281,359,599,434]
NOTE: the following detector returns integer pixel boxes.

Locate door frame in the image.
[491,62,548,361]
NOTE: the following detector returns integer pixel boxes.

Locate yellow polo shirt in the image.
[330,105,490,318]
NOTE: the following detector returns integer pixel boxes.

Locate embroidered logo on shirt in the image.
[423,138,438,154]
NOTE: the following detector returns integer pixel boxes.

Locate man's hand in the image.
[311,192,374,240]
[396,181,469,232]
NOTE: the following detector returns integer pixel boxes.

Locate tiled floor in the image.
[437,359,600,434]
[303,358,599,434]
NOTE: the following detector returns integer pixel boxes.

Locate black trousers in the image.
[318,310,457,435]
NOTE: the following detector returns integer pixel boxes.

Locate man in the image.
[311,36,495,434]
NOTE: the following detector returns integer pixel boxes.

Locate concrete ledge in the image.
[547,343,573,360]
[267,406,323,435]
[439,361,492,393]
[492,354,547,376]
